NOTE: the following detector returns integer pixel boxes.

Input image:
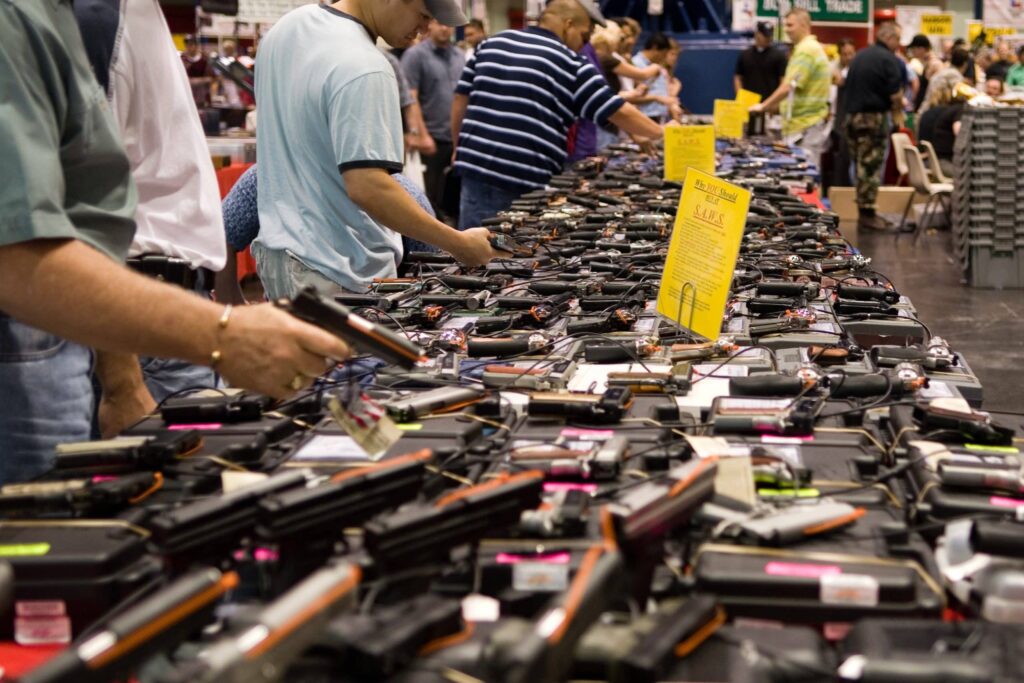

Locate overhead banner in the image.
[920,13,954,36]
[757,0,871,24]
[984,0,1024,32]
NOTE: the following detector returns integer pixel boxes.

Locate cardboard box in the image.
[828,186,920,246]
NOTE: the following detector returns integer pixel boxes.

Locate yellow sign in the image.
[968,20,983,43]
[664,125,716,182]
[656,170,752,340]
[969,22,1015,45]
[735,89,762,109]
[987,26,1016,43]
[920,13,953,36]
[713,99,747,139]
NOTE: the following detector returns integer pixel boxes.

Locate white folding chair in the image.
[918,139,953,185]
[898,145,953,243]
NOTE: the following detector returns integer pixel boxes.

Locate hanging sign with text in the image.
[757,0,870,24]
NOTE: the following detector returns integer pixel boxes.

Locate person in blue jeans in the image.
[216,165,440,304]
[0,2,351,485]
[451,0,664,229]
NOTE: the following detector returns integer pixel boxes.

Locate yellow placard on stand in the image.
[656,169,751,340]
[713,99,747,139]
[967,20,983,43]
[664,125,716,182]
[735,89,762,109]
[920,13,953,36]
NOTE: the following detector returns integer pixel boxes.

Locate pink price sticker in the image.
[168,423,222,431]
[989,495,1024,508]
[764,561,842,579]
[559,428,614,441]
[496,552,571,565]
[543,482,599,493]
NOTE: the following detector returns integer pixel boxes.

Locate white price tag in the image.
[513,562,569,592]
[820,573,879,607]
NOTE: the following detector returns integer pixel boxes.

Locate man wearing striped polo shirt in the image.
[452,0,665,228]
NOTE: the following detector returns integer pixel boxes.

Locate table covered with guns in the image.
[4,141,1024,683]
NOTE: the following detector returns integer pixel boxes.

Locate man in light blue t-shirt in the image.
[253,0,502,298]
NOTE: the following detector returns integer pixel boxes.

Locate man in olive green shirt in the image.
[749,8,831,170]
[0,0,351,484]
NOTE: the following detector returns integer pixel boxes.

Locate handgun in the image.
[316,594,464,678]
[280,286,425,369]
[584,337,662,363]
[161,393,271,425]
[712,398,817,436]
[147,469,310,567]
[731,501,865,546]
[610,457,718,545]
[19,568,239,683]
[566,307,639,335]
[486,512,623,683]
[419,291,492,311]
[53,432,202,475]
[836,283,900,304]
[158,562,361,683]
[509,435,628,481]
[466,333,550,358]
[257,450,433,546]
[612,597,726,683]
[528,387,633,424]
[382,386,485,422]
[436,274,511,292]
[363,471,545,570]
[913,403,1015,446]
[0,472,163,518]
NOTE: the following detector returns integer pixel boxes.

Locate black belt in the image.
[127,255,213,292]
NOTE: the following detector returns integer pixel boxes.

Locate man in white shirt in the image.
[76,0,230,420]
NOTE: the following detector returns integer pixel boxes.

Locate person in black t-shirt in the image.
[918,82,966,178]
[734,21,788,103]
[843,22,905,231]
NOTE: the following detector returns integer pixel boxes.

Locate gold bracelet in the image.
[210,304,233,368]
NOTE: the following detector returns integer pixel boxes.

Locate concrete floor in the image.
[854,225,1024,412]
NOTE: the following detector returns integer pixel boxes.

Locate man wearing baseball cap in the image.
[252,0,504,299]
[734,20,787,102]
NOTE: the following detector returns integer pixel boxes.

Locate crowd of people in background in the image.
[734,9,1021,232]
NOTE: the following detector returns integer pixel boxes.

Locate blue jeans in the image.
[252,243,358,301]
[458,174,522,230]
[140,356,218,405]
[0,314,94,485]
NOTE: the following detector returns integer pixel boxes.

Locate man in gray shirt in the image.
[401,20,465,219]
[0,0,351,483]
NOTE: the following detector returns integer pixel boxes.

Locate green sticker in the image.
[0,543,50,557]
[396,423,423,431]
[759,488,821,498]
[964,444,1019,454]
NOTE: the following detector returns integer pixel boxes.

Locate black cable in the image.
[354,306,415,340]
[819,399,919,420]
[690,345,780,385]
[153,385,228,411]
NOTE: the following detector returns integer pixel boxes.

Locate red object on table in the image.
[215,162,258,282]
[0,642,65,679]
[794,188,825,209]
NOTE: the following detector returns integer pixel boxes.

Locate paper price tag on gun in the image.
[328,393,402,460]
